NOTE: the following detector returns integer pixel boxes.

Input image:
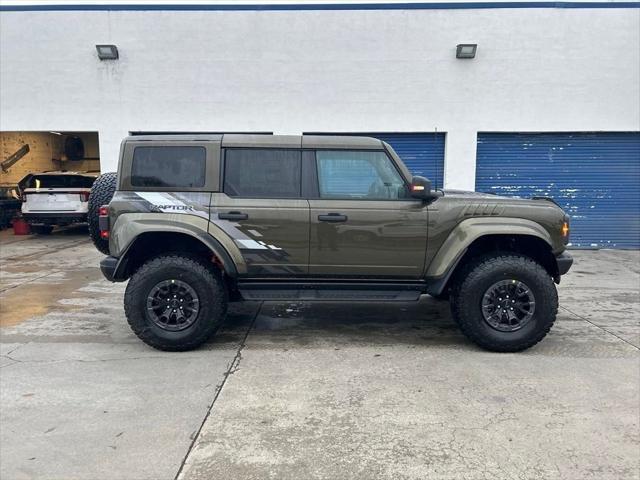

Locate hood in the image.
[442,189,562,208]
[442,189,511,199]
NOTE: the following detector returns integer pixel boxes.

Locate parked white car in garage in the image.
[19,171,98,234]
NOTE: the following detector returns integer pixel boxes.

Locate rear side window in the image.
[131,146,206,188]
[224,149,301,198]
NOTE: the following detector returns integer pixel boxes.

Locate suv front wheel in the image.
[450,254,558,352]
[124,255,227,351]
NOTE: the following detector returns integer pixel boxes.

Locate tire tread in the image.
[88,172,117,254]
[450,253,558,352]
[124,254,227,351]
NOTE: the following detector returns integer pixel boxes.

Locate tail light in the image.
[80,192,90,202]
[99,205,110,239]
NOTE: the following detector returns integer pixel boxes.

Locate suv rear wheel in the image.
[450,254,558,352]
[124,255,227,351]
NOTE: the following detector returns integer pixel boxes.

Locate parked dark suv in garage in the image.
[91,134,573,352]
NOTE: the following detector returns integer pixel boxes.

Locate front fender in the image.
[110,213,247,277]
[425,217,552,279]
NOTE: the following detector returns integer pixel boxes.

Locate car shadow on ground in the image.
[214,295,638,358]
[214,297,466,349]
[47,224,89,237]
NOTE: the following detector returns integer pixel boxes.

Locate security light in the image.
[96,45,119,60]
[456,44,477,59]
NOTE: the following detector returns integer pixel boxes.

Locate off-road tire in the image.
[124,255,228,351]
[88,172,117,254]
[450,254,558,352]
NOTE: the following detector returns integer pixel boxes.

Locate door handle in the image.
[218,211,248,221]
[318,213,348,223]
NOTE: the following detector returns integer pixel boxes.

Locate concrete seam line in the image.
[559,305,639,351]
[173,302,261,480]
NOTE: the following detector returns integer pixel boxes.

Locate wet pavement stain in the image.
[0,267,102,327]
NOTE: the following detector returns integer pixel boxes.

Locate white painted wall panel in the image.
[1,6,639,188]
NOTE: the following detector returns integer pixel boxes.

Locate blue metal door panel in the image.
[476,132,640,249]
[307,132,445,187]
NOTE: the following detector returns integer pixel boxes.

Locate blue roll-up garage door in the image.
[476,132,640,249]
[307,132,446,187]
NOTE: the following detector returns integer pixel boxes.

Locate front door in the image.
[308,150,428,278]
[212,148,309,276]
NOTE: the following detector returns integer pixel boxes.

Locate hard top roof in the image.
[125,134,384,149]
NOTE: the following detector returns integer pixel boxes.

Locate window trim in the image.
[121,141,220,192]
[221,147,304,199]
[310,149,412,201]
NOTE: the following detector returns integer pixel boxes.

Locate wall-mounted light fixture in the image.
[456,44,477,59]
[96,44,119,60]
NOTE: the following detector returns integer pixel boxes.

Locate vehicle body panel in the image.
[104,134,572,289]
[423,191,567,277]
[210,194,310,276]
[425,216,552,278]
[308,199,428,277]
[109,212,243,277]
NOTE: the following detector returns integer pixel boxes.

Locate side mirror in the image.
[409,176,433,200]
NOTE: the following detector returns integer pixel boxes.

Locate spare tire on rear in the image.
[88,172,117,255]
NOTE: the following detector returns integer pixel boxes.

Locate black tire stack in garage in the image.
[88,172,117,254]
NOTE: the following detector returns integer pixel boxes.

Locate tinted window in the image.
[224,149,301,198]
[316,151,407,200]
[131,146,206,188]
[23,175,96,189]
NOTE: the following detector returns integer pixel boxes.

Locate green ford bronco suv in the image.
[90,134,572,352]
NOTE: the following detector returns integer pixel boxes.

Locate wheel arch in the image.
[113,229,239,281]
[425,218,559,296]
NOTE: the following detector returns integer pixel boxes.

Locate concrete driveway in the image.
[1,227,638,480]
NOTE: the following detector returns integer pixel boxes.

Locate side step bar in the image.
[237,281,427,302]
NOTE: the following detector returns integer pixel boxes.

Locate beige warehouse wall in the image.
[0,132,100,185]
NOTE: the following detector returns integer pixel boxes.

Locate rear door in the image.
[308,150,428,278]
[212,148,310,276]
